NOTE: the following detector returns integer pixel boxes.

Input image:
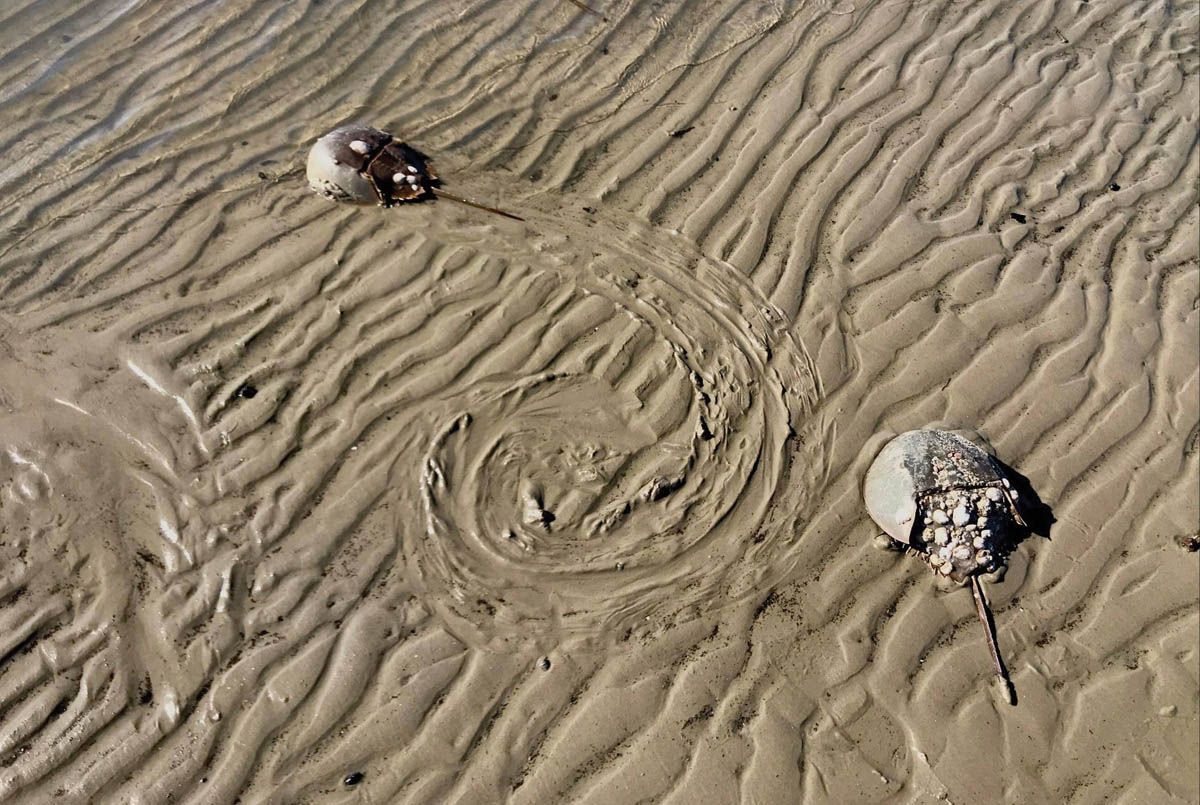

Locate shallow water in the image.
[0,0,1197,802]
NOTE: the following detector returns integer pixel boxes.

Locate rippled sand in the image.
[0,0,1197,802]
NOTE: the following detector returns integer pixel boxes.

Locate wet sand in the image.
[0,0,1197,802]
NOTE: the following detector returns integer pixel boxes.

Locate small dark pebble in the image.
[1010,212,1027,224]
[1177,535,1199,552]
[237,384,258,399]
[1110,183,1120,191]
[344,772,365,787]
[669,126,695,138]
[1053,226,1065,233]
[582,206,596,214]
[538,657,551,671]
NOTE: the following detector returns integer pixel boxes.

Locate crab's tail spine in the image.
[563,0,606,19]
[971,575,1015,705]
[431,188,524,221]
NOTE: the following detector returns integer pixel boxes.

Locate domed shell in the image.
[863,429,1006,544]
[306,125,392,203]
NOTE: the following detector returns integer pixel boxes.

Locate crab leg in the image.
[971,575,1015,705]
[430,188,525,221]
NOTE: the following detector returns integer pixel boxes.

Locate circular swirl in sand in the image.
[404,215,820,648]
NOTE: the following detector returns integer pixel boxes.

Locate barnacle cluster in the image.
[913,481,1016,583]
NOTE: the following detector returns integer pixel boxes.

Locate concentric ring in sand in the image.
[402,213,820,649]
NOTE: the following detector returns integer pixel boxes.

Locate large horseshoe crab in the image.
[306,124,523,221]
[864,429,1027,704]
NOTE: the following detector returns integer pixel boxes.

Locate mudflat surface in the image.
[0,1,1196,802]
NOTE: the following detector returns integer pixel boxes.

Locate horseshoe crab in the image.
[864,429,1026,703]
[306,124,523,220]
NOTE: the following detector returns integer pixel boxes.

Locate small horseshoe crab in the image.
[306,124,523,221]
[864,429,1027,704]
